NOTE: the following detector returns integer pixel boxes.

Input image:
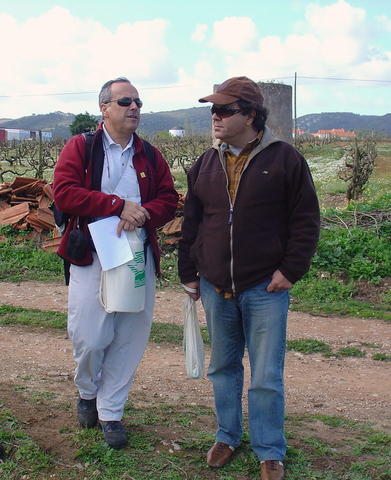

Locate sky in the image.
[0,0,390,119]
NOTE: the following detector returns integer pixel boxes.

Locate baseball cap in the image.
[199,76,264,108]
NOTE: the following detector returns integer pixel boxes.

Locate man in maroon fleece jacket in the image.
[53,77,178,449]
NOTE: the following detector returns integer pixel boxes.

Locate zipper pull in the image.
[228,208,233,224]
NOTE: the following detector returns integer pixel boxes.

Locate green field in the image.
[0,138,390,479]
[1,139,390,320]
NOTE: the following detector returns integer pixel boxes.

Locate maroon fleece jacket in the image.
[53,127,178,273]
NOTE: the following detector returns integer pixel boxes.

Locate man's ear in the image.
[246,110,256,126]
[100,104,108,119]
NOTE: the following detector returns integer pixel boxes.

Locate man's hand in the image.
[267,270,292,293]
[182,280,200,301]
[117,201,150,236]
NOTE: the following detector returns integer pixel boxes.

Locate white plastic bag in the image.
[183,295,205,379]
[99,230,146,313]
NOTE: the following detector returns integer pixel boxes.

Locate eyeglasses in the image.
[211,104,242,118]
[105,97,143,108]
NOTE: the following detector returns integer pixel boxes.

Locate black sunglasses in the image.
[105,97,143,108]
[211,104,242,118]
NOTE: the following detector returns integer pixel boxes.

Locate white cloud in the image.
[376,14,391,32]
[305,0,366,37]
[0,7,174,117]
[211,17,257,53]
[218,0,375,78]
[191,24,208,42]
[0,2,389,119]
[141,65,218,113]
[193,1,391,115]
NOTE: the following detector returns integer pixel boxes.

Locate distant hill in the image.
[138,107,211,135]
[297,112,391,135]
[1,109,390,139]
[0,108,212,138]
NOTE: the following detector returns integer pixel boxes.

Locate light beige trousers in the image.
[68,248,155,421]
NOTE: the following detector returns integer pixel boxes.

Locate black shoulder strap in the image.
[142,139,156,169]
[82,131,95,169]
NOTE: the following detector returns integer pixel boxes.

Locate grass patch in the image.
[284,223,391,321]
[290,295,391,321]
[29,390,56,404]
[287,338,332,355]
[360,342,381,348]
[0,305,212,345]
[0,408,52,480]
[157,248,180,289]
[1,306,385,366]
[372,353,391,362]
[291,277,391,321]
[0,305,67,329]
[336,347,366,358]
[150,321,209,345]
[0,234,63,282]
[1,401,390,480]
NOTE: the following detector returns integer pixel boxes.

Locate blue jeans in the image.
[200,277,289,461]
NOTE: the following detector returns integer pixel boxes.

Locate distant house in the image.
[293,128,307,138]
[312,128,356,139]
[40,131,53,141]
[0,128,52,142]
[169,126,185,137]
[2,128,30,141]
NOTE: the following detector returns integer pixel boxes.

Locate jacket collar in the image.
[213,125,280,155]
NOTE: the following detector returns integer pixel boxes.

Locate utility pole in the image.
[294,72,297,144]
[38,129,43,178]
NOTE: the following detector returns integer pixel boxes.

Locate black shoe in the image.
[100,421,128,449]
[77,397,98,428]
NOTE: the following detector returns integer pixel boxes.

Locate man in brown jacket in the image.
[178,76,320,480]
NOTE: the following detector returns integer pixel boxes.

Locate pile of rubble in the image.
[0,177,61,251]
[159,193,185,245]
[0,177,186,250]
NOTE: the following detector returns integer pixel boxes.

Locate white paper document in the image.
[88,216,133,271]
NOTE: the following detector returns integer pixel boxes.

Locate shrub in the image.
[291,277,355,303]
[312,227,390,281]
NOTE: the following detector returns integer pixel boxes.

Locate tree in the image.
[0,138,65,181]
[70,112,98,136]
[338,138,377,202]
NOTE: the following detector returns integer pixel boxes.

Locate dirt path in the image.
[0,280,390,460]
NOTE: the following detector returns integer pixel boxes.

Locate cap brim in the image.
[198,92,239,104]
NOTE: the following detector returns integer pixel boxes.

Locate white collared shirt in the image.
[101,124,141,205]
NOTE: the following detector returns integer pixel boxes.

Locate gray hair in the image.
[99,77,132,105]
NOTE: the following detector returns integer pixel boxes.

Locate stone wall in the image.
[259,83,293,144]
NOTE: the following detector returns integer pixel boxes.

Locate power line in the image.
[261,75,391,83]
[299,75,391,83]
[0,84,189,99]
[0,75,389,99]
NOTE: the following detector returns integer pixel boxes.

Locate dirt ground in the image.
[0,280,390,462]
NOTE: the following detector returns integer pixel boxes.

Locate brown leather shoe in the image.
[260,460,284,480]
[207,442,235,467]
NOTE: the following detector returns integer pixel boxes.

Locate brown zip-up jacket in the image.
[178,127,320,293]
